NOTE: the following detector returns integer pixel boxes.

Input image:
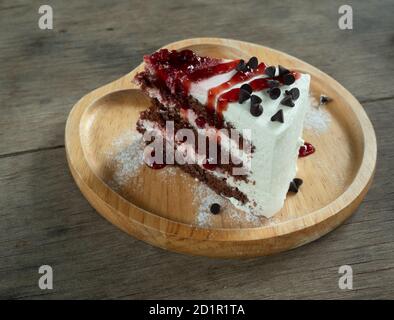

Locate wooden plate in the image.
[65,38,377,258]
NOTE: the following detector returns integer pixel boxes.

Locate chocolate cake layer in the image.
[178,164,248,204]
[136,103,249,203]
[137,98,249,181]
[136,71,226,127]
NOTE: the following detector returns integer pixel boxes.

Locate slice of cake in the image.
[135,48,311,218]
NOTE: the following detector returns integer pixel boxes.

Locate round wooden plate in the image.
[65,38,377,258]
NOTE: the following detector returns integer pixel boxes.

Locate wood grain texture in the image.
[0,0,393,298]
[1,0,394,156]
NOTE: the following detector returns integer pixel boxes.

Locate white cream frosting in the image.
[189,71,311,217]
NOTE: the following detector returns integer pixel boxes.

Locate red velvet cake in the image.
[135,48,312,217]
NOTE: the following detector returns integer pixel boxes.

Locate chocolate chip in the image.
[250,94,262,105]
[283,73,296,85]
[246,57,258,70]
[238,89,251,104]
[250,95,263,117]
[236,59,246,72]
[288,181,298,193]
[271,109,284,123]
[319,94,332,105]
[240,83,252,94]
[268,87,281,100]
[288,178,303,193]
[210,203,221,214]
[278,65,290,76]
[294,178,303,187]
[264,66,276,78]
[267,79,280,88]
[250,104,263,117]
[286,88,300,100]
[280,95,295,107]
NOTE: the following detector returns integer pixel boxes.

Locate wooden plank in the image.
[0,99,393,299]
[1,0,394,155]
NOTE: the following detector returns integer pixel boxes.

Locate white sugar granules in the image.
[108,131,144,188]
[304,96,331,133]
[193,183,226,227]
[193,182,263,228]
[158,165,178,178]
[107,131,263,227]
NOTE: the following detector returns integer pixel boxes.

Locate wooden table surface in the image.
[1,0,393,299]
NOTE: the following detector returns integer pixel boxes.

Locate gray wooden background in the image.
[1,0,393,299]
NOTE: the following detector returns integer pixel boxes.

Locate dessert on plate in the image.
[135,48,313,218]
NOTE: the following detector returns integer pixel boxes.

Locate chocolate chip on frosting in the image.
[250,95,263,117]
[238,89,250,104]
[268,87,281,100]
[285,88,300,100]
[240,83,252,94]
[283,73,296,85]
[267,79,280,88]
[280,95,295,107]
[238,84,252,103]
[250,103,263,117]
[271,109,284,123]
[264,66,276,78]
[246,57,258,70]
[278,65,290,76]
[236,59,247,72]
[250,94,262,105]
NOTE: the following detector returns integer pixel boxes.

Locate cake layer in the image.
[136,71,255,159]
[136,102,250,182]
[137,118,248,204]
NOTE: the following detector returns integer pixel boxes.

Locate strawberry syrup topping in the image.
[216,71,300,114]
[206,62,267,109]
[298,142,315,157]
[142,49,314,170]
[145,49,240,96]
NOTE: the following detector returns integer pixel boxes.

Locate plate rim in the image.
[65,37,377,243]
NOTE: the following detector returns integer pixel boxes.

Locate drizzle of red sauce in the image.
[207,62,267,109]
[147,162,167,170]
[299,142,315,157]
[202,162,217,171]
[145,49,304,138]
[216,71,299,114]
